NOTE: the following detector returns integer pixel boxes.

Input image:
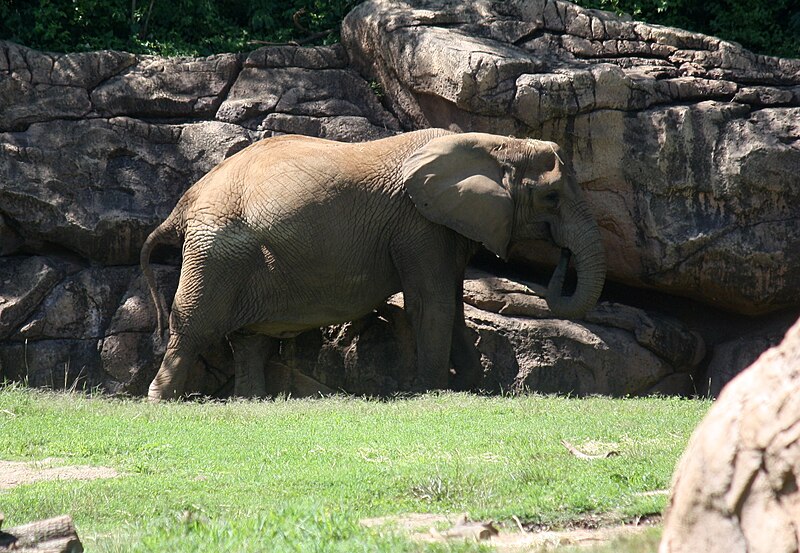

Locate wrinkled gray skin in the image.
[141,129,606,401]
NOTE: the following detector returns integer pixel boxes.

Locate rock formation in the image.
[344,0,800,315]
[280,271,703,398]
[0,0,798,397]
[0,42,397,266]
[660,317,800,553]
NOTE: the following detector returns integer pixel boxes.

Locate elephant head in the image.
[402,133,606,319]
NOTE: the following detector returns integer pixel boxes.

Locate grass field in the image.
[0,387,709,551]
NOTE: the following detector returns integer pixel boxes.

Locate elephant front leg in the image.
[404,292,456,391]
[449,280,483,391]
[230,332,277,398]
[450,323,482,392]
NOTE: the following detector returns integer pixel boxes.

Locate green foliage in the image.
[0,0,796,57]
[573,0,799,58]
[0,388,709,550]
[0,0,360,56]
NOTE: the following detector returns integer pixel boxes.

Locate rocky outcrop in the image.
[660,317,800,553]
[0,41,399,265]
[343,0,800,315]
[281,270,704,397]
[706,329,787,397]
[464,270,703,395]
[0,0,798,397]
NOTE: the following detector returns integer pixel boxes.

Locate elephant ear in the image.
[401,133,513,259]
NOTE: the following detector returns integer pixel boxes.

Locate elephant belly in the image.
[243,321,324,339]
[242,267,402,338]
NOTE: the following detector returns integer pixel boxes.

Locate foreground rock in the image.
[343,0,800,315]
[0,514,83,553]
[661,317,800,553]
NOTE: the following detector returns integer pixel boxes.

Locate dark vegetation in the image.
[0,0,797,58]
[580,0,799,59]
[0,0,360,56]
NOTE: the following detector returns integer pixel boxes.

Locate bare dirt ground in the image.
[0,458,120,489]
[361,512,660,551]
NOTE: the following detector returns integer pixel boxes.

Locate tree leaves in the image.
[0,0,360,56]
[574,0,798,57]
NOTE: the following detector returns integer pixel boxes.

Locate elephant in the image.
[141,129,606,401]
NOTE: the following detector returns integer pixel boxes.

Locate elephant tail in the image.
[140,201,186,349]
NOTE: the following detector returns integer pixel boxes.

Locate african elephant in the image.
[141,129,606,401]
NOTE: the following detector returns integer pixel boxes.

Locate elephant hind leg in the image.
[148,333,198,401]
[147,283,244,402]
[230,332,278,398]
[148,244,255,400]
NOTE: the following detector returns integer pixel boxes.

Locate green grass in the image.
[0,387,708,551]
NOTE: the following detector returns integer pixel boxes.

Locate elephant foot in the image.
[411,372,450,394]
[147,387,170,403]
[147,378,182,402]
[450,360,483,393]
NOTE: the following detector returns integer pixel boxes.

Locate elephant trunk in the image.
[545,198,606,319]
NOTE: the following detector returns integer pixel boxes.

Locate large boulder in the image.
[91,53,240,118]
[0,117,256,265]
[342,0,800,315]
[217,45,399,141]
[660,317,800,553]
[0,42,136,131]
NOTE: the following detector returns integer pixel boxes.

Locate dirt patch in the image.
[0,458,120,489]
[361,512,659,551]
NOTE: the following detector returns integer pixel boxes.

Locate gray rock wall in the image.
[0,0,797,398]
[0,41,399,265]
[343,0,800,315]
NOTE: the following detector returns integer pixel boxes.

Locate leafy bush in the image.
[0,0,797,58]
[0,0,360,56]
